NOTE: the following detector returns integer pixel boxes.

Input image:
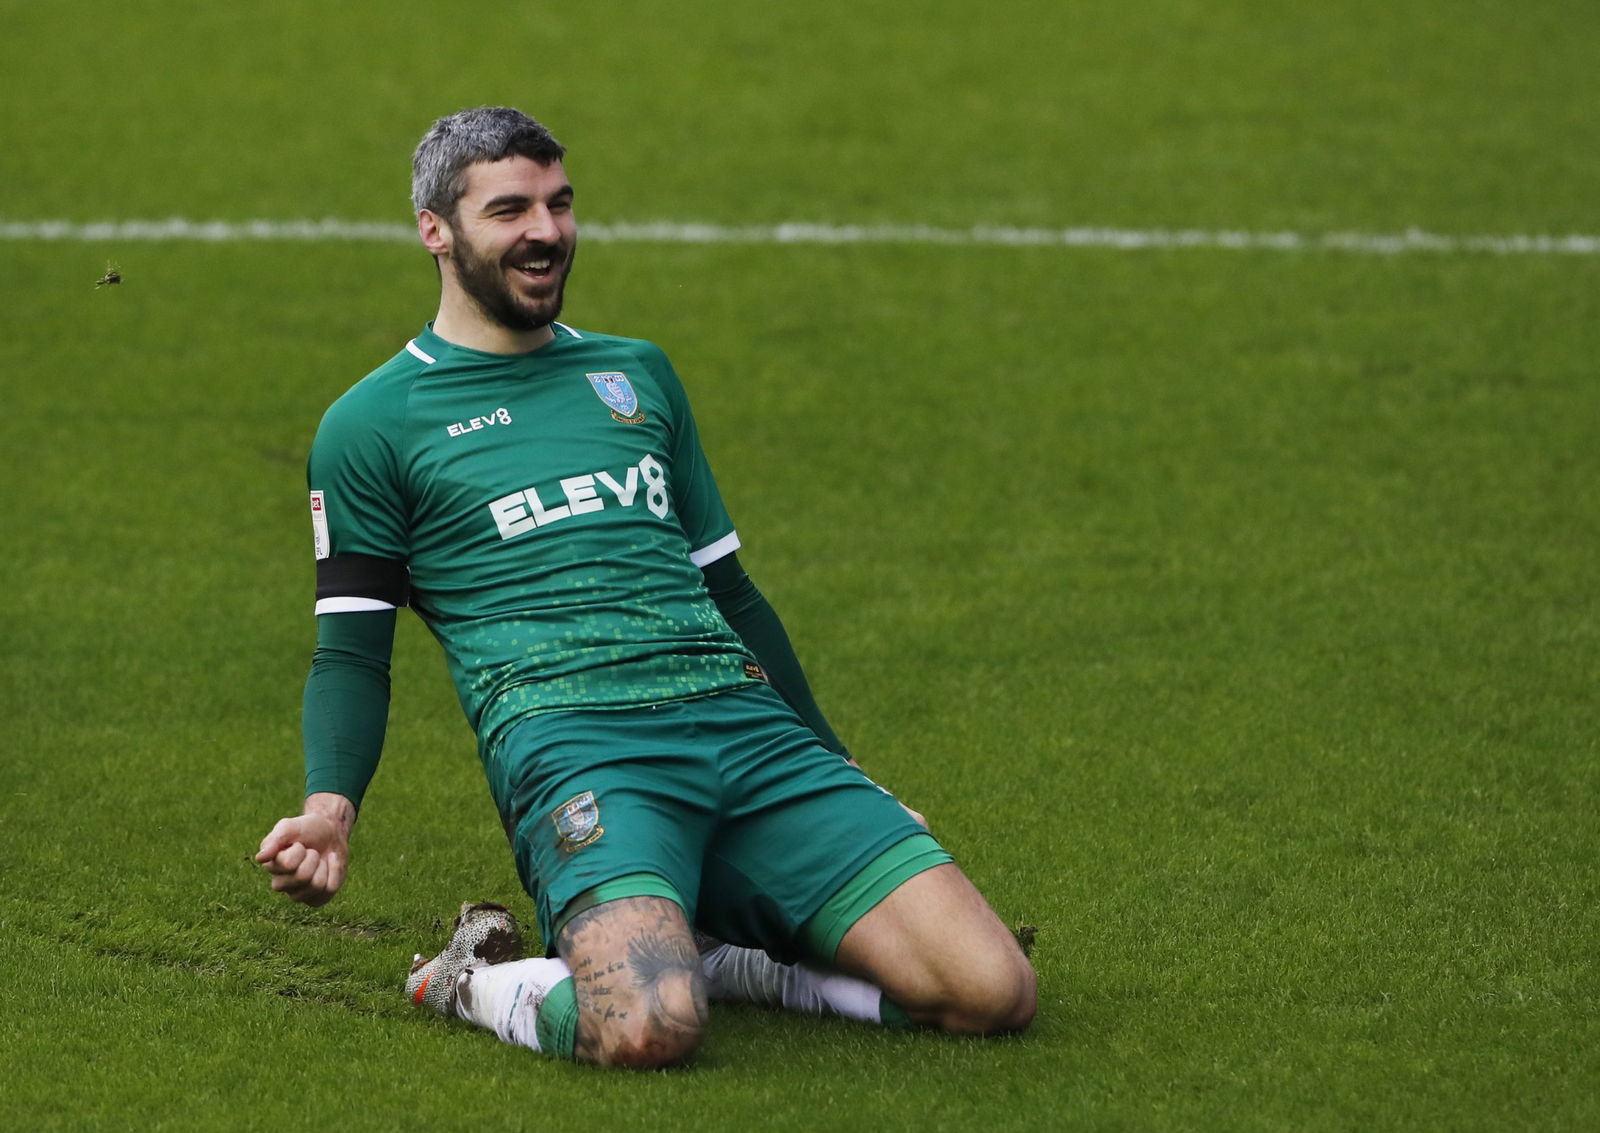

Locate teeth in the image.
[519,259,552,271]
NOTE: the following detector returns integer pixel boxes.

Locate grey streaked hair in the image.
[410,107,566,218]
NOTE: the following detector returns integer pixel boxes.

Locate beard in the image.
[449,234,576,334]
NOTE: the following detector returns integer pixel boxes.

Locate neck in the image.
[431,287,556,354]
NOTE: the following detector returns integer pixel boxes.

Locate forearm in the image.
[302,791,358,839]
[302,609,397,809]
[703,553,850,758]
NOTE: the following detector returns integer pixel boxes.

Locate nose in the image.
[521,206,561,245]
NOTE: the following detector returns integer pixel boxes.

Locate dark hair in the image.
[411,107,566,218]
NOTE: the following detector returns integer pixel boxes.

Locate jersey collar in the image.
[413,320,582,364]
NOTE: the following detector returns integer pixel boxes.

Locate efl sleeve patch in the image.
[315,554,410,608]
[309,491,331,560]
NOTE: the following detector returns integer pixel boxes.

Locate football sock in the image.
[878,996,913,1030]
[700,943,908,1027]
[455,957,578,1058]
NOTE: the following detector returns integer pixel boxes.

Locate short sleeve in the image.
[306,382,410,565]
[645,345,739,564]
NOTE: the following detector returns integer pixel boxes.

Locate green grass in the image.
[3,1,1599,1129]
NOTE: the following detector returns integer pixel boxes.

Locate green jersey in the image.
[308,322,758,756]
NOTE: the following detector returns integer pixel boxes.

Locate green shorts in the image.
[486,682,950,963]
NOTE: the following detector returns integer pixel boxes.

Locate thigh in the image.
[496,706,720,948]
[556,894,707,1068]
[832,862,1037,1034]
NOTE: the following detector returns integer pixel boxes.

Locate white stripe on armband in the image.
[315,596,399,615]
[690,530,741,567]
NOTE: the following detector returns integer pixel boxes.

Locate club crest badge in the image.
[552,790,604,852]
[585,372,646,424]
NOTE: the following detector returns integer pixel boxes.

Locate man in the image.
[256,106,1035,1069]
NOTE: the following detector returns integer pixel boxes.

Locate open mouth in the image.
[510,250,560,284]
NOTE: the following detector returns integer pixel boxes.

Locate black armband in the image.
[315,554,410,607]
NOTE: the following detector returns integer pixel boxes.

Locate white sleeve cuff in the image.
[315,596,399,615]
[689,530,741,568]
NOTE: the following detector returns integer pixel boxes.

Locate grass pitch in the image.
[3,2,1598,1129]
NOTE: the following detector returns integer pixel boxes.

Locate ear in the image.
[418,209,452,257]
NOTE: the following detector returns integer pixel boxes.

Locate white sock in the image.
[455,957,571,1051]
[700,944,885,1024]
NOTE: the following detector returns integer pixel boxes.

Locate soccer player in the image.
[255,106,1035,1069]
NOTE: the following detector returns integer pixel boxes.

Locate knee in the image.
[897,951,1037,1036]
[994,955,1038,1033]
[950,953,1037,1035]
[596,1018,703,1070]
[583,977,707,1070]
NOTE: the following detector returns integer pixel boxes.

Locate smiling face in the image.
[422,156,577,344]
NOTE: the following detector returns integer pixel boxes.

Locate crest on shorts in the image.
[585,372,646,423]
[552,790,604,852]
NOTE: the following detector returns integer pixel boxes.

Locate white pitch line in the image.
[2,218,1598,256]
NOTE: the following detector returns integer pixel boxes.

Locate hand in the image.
[255,794,355,906]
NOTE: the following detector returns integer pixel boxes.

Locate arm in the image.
[702,551,850,758]
[704,553,928,827]
[262,376,411,904]
[256,607,397,905]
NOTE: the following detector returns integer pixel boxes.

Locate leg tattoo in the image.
[560,896,707,1066]
[626,921,709,1035]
